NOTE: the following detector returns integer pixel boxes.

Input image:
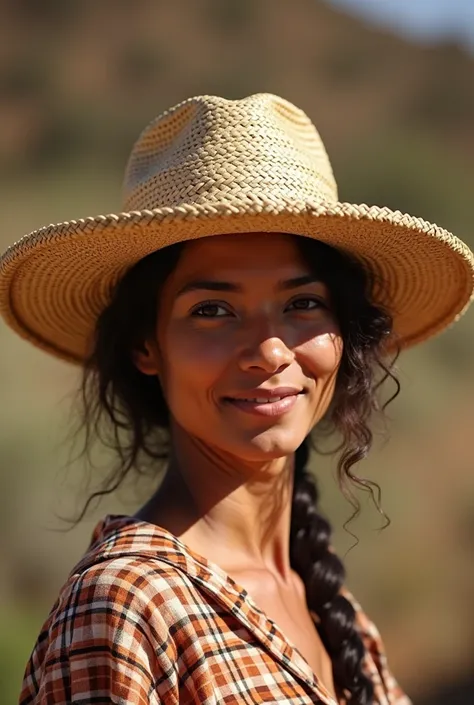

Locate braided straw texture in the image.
[0,93,473,363]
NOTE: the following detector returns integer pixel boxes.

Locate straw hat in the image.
[1,93,473,364]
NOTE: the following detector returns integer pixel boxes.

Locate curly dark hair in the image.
[76,235,399,705]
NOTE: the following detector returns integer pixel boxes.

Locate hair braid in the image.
[290,440,374,704]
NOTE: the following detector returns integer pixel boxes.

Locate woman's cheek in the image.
[166,324,234,373]
[298,332,343,376]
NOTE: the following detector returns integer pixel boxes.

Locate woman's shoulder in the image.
[28,515,202,662]
[26,518,195,677]
[20,518,190,705]
[54,514,200,627]
[59,551,188,619]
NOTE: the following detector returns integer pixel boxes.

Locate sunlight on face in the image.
[152,233,343,461]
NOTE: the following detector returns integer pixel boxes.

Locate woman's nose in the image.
[238,336,295,374]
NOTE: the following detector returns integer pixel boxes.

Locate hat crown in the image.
[2,93,473,364]
[122,93,338,212]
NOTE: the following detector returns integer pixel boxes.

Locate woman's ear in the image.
[133,341,160,377]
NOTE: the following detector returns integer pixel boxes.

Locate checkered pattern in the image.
[20,515,412,704]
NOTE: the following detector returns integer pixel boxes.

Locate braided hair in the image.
[291,440,373,703]
[75,237,399,703]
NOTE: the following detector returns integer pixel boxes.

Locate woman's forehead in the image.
[177,232,311,274]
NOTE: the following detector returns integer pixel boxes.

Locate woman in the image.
[1,93,473,704]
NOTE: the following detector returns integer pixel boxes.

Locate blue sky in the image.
[328,0,474,48]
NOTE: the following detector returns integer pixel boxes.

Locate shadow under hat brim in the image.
[1,200,473,364]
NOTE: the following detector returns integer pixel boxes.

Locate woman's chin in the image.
[224,429,307,463]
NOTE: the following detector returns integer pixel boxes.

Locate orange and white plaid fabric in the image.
[20,515,411,704]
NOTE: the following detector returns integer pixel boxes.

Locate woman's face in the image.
[138,233,343,461]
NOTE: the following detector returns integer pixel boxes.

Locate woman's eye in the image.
[192,302,231,318]
[286,297,324,311]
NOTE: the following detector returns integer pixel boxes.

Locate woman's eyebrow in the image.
[278,274,321,290]
[177,280,242,296]
[177,274,321,297]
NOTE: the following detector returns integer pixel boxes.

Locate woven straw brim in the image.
[1,200,473,364]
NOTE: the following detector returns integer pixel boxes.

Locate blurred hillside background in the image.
[1,1,473,703]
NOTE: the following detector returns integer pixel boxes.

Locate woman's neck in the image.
[135,427,296,582]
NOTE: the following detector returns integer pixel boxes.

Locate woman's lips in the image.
[224,392,302,417]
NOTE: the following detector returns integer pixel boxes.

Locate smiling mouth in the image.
[223,391,304,417]
[234,396,290,403]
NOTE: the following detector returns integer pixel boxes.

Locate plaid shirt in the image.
[20,515,411,704]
